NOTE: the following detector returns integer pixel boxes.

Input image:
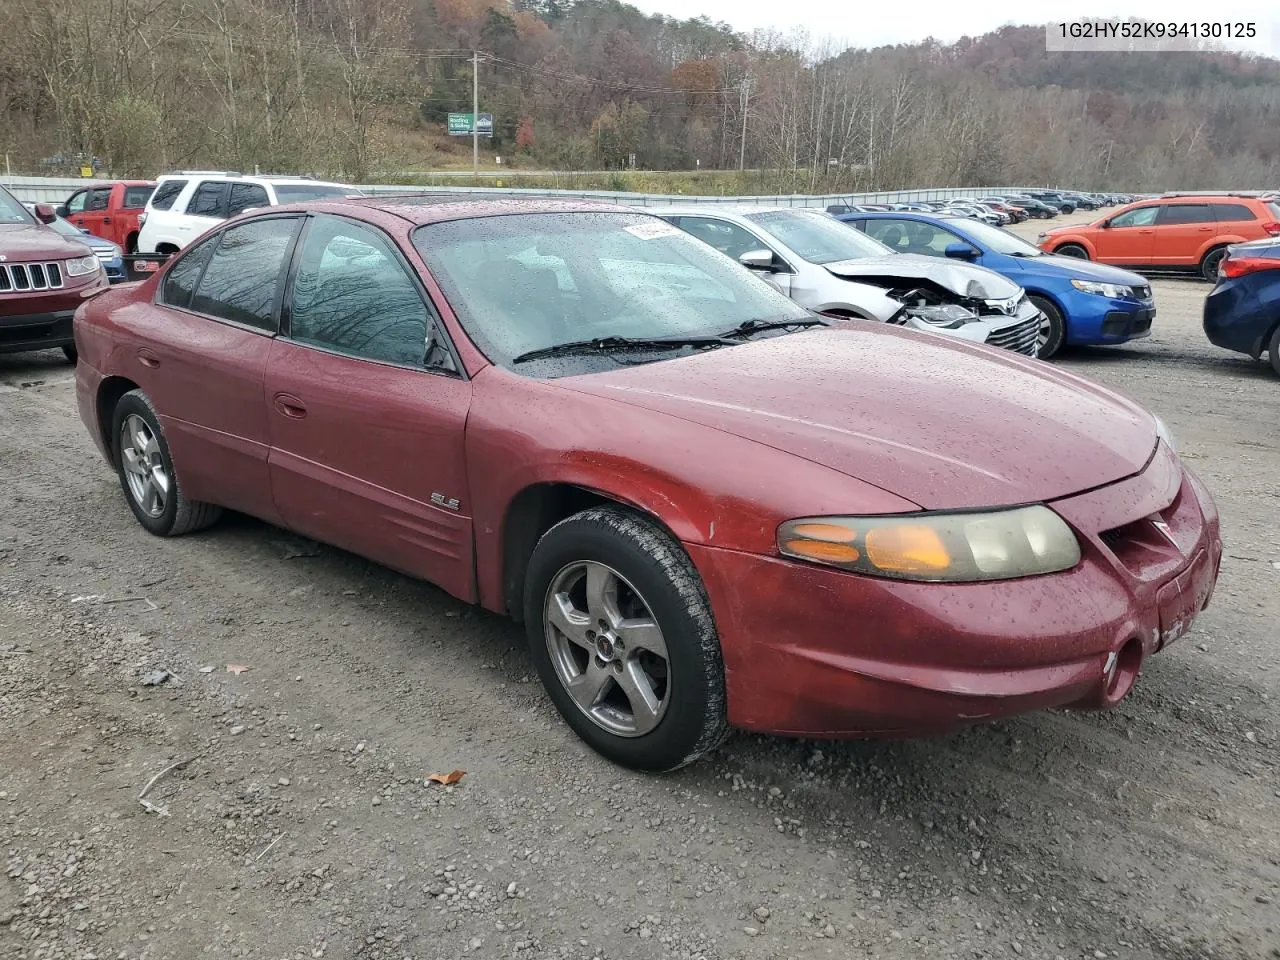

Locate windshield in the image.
[273,184,360,203]
[414,212,811,375]
[0,189,35,225]
[953,219,1042,256]
[745,210,892,264]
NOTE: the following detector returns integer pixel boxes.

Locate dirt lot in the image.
[1,210,1278,960]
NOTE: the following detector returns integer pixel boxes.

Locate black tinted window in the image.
[161,237,217,310]
[1212,203,1255,222]
[88,188,111,212]
[123,186,153,209]
[1159,204,1212,225]
[289,216,438,368]
[228,184,269,216]
[189,181,229,217]
[189,218,299,331]
[149,180,186,211]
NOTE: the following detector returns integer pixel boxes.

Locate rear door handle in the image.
[137,347,160,368]
[273,393,307,419]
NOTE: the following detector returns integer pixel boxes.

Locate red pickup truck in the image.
[58,180,155,253]
[1,184,109,362]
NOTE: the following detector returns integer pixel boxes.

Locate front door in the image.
[264,214,475,601]
[1093,205,1158,264]
[675,215,792,295]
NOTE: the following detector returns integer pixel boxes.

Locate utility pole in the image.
[472,51,480,177]
[738,77,752,171]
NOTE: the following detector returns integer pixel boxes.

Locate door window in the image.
[1109,207,1159,228]
[228,183,270,217]
[288,216,448,371]
[123,185,154,209]
[1156,204,1212,225]
[676,217,767,261]
[189,218,299,331]
[87,188,112,212]
[863,218,960,256]
[161,235,218,310]
[188,181,230,218]
[1211,203,1256,222]
[66,190,89,215]
[148,180,187,211]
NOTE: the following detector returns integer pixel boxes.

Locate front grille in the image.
[92,248,116,263]
[984,315,1040,356]
[0,261,65,293]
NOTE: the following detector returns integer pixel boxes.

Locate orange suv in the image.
[1038,193,1280,281]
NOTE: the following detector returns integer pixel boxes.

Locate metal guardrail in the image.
[2,172,1058,207]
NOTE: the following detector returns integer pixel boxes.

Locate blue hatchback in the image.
[836,211,1156,358]
[1203,237,1280,376]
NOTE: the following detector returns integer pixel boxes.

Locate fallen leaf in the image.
[226,664,251,675]
[199,665,216,673]
[426,770,466,786]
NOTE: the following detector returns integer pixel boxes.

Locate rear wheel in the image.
[1200,246,1227,283]
[62,344,78,364]
[524,506,729,772]
[1268,325,1280,377]
[1054,243,1089,260]
[1028,295,1066,359]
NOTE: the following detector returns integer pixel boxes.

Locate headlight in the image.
[1153,414,1176,452]
[1071,278,1132,299]
[777,505,1081,582]
[904,303,977,328]
[64,254,100,277]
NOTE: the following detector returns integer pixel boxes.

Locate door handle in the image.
[273,393,307,419]
[137,347,160,368]
[103,216,112,224]
[1197,226,1211,232]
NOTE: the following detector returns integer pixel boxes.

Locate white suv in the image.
[136,172,360,254]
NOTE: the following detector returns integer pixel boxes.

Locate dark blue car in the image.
[836,211,1155,358]
[1203,237,1280,375]
[24,203,126,282]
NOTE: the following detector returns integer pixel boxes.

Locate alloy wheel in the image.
[120,414,170,518]
[543,560,670,737]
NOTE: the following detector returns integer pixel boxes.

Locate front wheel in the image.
[111,390,222,537]
[1054,243,1089,260]
[524,506,729,772]
[1029,295,1066,359]
[62,344,78,364]
[1268,324,1280,377]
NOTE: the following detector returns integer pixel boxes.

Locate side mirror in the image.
[944,242,979,261]
[739,249,777,272]
[55,205,69,218]
[79,228,91,235]
[1098,219,1111,229]
[34,203,57,224]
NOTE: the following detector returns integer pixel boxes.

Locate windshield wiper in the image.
[719,316,828,338]
[511,334,733,364]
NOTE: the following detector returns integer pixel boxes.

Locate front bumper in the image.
[0,277,108,354]
[1062,291,1156,345]
[929,299,1042,356]
[688,444,1221,738]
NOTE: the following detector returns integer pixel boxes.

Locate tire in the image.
[1268,324,1280,377]
[111,389,222,537]
[1028,295,1066,359]
[1200,246,1227,283]
[125,233,138,254]
[1054,243,1089,260]
[1061,204,1075,215]
[523,506,729,772]
[62,344,78,364]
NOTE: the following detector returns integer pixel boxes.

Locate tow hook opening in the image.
[1103,638,1143,705]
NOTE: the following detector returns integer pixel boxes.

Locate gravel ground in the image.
[1,211,1278,960]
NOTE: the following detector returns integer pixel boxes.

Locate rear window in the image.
[123,185,154,209]
[1268,202,1280,221]
[149,180,186,211]
[272,184,358,203]
[1211,203,1256,222]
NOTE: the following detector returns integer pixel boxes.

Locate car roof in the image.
[648,204,820,218]
[272,195,643,226]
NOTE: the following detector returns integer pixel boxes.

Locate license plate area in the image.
[1155,548,1212,649]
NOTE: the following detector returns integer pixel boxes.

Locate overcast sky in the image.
[627,0,1280,57]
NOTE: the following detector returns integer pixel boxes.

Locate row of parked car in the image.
[829,190,1141,227]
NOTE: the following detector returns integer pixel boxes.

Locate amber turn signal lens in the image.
[783,539,861,564]
[789,522,857,542]
[864,525,951,574]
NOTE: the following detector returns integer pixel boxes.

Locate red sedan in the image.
[72,198,1222,771]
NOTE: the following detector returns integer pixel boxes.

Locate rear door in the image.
[129,216,303,523]
[264,213,475,600]
[1151,203,1214,267]
[179,180,231,246]
[1093,204,1159,264]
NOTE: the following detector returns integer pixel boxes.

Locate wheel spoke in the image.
[547,592,592,650]
[584,562,621,629]
[616,617,666,660]
[121,447,147,476]
[151,466,171,497]
[617,659,662,735]
[140,478,159,515]
[141,431,160,460]
[566,657,613,711]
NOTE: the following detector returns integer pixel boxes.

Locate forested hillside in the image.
[2,0,1277,190]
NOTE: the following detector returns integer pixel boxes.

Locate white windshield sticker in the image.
[624,220,682,240]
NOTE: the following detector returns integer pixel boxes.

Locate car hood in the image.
[558,325,1156,510]
[0,222,93,261]
[823,254,1022,300]
[1019,254,1149,286]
